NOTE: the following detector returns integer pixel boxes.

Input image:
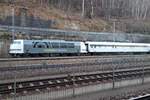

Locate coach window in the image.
[90,45,94,48]
[112,45,116,48]
[90,45,96,48]
[98,45,101,48]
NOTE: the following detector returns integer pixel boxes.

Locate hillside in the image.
[1,0,150,57]
[0,0,150,34]
[0,3,110,32]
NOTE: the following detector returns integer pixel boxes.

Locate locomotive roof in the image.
[11,39,80,43]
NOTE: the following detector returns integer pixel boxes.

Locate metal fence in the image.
[0,55,150,100]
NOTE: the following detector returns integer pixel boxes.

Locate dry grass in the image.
[0,3,110,32]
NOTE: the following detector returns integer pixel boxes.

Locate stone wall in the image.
[0,40,10,58]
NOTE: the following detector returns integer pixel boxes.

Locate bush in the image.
[0,32,11,40]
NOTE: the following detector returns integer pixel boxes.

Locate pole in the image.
[12,6,15,41]
[142,61,145,84]
[82,0,85,17]
[112,19,116,42]
[72,73,75,97]
[14,66,16,100]
[113,21,116,33]
[112,58,116,89]
[112,66,115,89]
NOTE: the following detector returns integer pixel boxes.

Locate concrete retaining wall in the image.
[0,40,10,57]
[7,76,150,100]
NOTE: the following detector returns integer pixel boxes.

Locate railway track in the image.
[0,54,149,62]
[0,54,150,68]
[0,68,150,97]
[0,58,149,71]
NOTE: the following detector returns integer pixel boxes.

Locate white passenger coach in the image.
[85,41,150,53]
